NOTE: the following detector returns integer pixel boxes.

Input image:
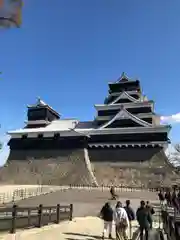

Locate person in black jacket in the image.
[177,188,180,209]
[100,202,113,239]
[172,189,179,210]
[165,190,172,206]
[136,201,151,240]
[110,186,118,200]
[146,201,155,229]
[158,190,165,205]
[124,200,135,240]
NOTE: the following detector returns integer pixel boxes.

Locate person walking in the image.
[158,189,165,205]
[146,201,155,229]
[136,200,151,240]
[99,202,113,239]
[124,200,135,240]
[172,189,179,210]
[165,190,172,207]
[177,188,180,210]
[114,201,129,240]
[110,186,118,200]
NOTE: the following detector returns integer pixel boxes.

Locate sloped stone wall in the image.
[0,149,97,186]
[89,148,180,187]
[2,147,179,187]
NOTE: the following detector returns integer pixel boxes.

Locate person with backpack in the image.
[124,200,135,239]
[114,201,129,240]
[99,202,114,239]
[136,200,151,240]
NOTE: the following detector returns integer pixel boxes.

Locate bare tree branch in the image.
[174,144,180,153]
[168,144,180,167]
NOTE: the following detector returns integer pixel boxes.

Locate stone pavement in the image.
[0,189,161,240]
[0,217,161,240]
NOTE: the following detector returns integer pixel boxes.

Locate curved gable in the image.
[110,91,139,105]
[99,108,152,129]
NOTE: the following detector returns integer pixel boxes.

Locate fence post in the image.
[69,204,73,221]
[38,204,43,228]
[10,204,17,234]
[56,204,60,224]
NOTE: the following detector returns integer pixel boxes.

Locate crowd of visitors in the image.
[98,186,180,240]
[158,187,180,210]
[99,196,155,240]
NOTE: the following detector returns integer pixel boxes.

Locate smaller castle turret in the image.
[25,97,60,128]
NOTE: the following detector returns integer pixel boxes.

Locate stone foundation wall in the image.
[1,149,97,186]
[90,149,180,187]
[8,149,81,161]
[2,147,179,187]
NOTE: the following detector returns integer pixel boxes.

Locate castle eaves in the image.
[7,124,171,136]
[95,101,154,110]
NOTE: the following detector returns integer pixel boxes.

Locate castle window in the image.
[22,134,28,139]
[37,133,43,139]
[54,133,60,139]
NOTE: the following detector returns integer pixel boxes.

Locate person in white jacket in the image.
[113,201,129,240]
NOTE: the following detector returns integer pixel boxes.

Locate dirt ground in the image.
[5,188,158,217]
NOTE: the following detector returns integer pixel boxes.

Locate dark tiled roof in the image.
[75,121,97,129]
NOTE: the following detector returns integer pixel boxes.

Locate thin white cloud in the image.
[160,112,180,124]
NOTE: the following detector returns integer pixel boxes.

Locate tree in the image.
[168,144,180,168]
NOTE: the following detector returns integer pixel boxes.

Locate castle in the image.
[3,73,178,187]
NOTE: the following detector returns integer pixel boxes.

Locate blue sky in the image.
[0,0,180,164]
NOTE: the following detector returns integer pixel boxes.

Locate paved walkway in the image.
[0,217,160,240]
[0,189,160,240]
